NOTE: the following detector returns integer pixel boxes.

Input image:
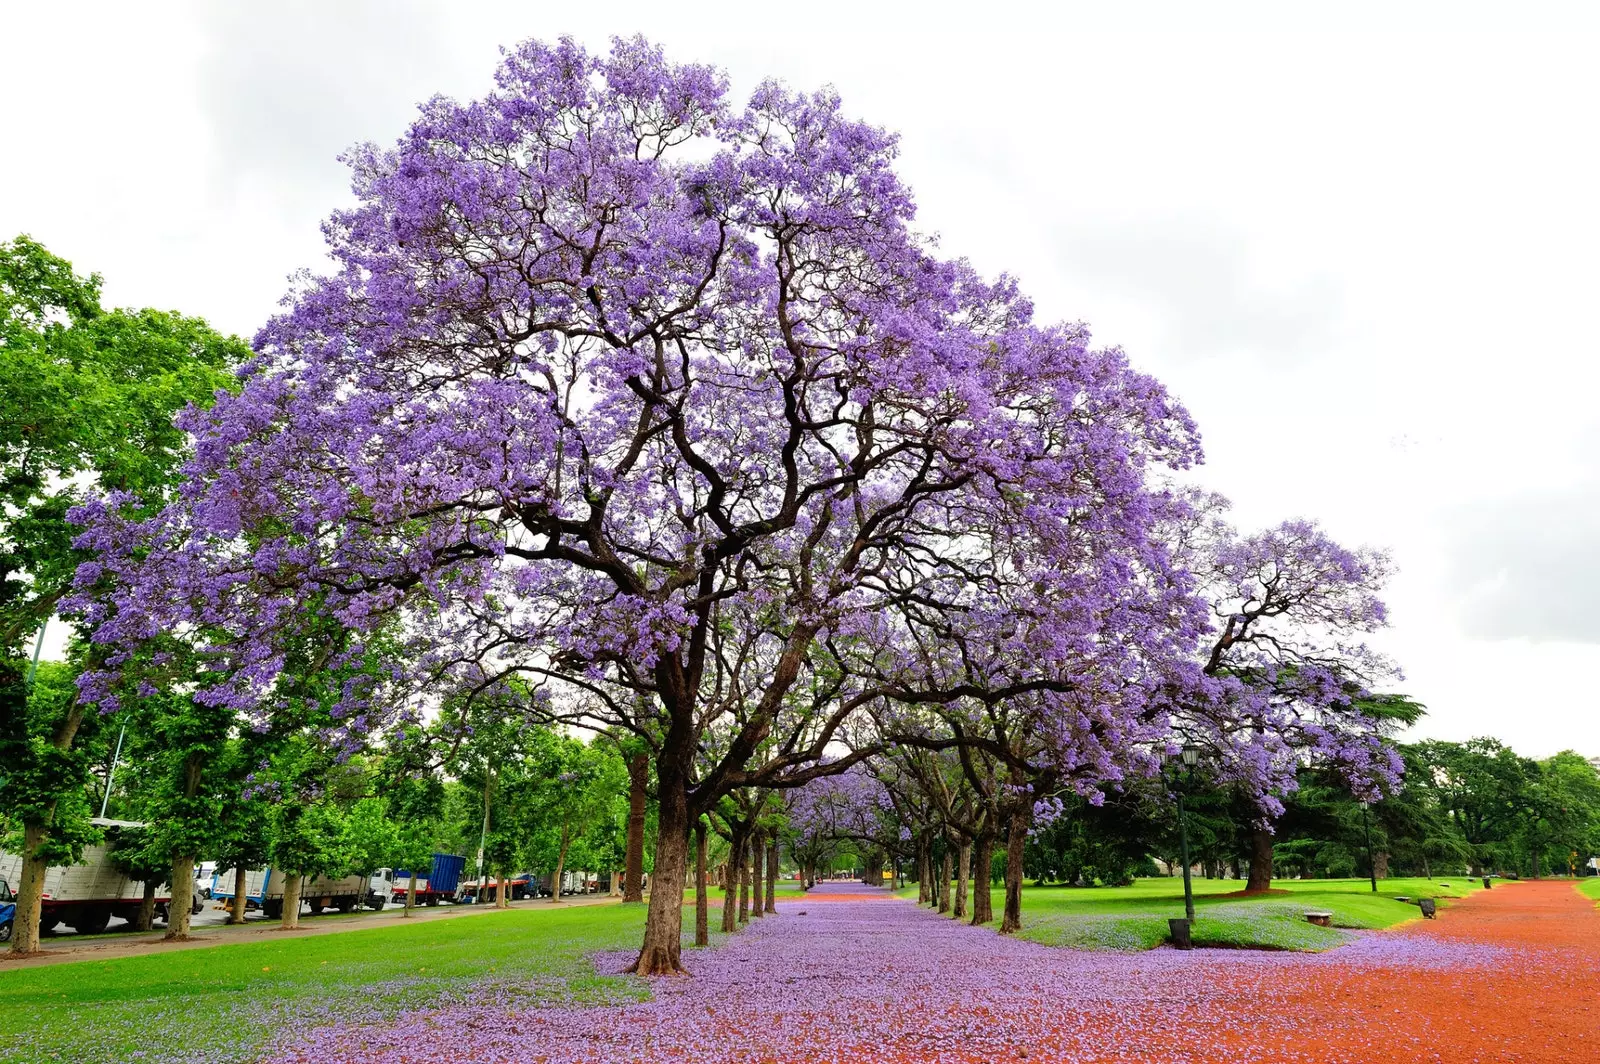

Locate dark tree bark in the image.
[627,759,691,975]
[720,826,742,934]
[765,836,778,914]
[738,833,752,924]
[623,753,649,903]
[954,840,970,920]
[694,819,709,946]
[749,829,764,919]
[135,879,157,931]
[1000,798,1027,934]
[1246,827,1275,892]
[937,846,952,914]
[971,834,994,925]
[917,842,931,905]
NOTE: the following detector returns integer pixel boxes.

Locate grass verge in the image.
[899,876,1484,952]
[0,902,719,1064]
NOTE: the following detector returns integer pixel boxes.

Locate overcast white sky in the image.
[5,1,1598,755]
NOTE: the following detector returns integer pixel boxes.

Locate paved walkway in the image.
[276,880,1598,1062]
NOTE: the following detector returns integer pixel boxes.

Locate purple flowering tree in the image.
[72,37,1209,973]
[1175,511,1402,891]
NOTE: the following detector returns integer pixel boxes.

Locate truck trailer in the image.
[210,868,374,919]
[390,853,467,907]
[0,818,180,934]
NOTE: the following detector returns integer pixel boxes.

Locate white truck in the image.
[0,818,186,934]
[210,867,377,918]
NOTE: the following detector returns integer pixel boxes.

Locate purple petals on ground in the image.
[273,884,1512,1063]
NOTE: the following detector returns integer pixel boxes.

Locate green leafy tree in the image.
[0,236,243,954]
[516,732,627,903]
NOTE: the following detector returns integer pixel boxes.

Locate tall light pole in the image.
[26,617,47,685]
[1177,744,1200,923]
[1360,799,1378,893]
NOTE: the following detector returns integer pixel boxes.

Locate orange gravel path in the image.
[1189,880,1600,1063]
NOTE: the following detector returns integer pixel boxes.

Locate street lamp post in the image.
[1177,744,1199,924]
[1360,800,1378,893]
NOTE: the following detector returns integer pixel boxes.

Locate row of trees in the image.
[6,37,1581,976]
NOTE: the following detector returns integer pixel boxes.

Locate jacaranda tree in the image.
[73,37,1274,974]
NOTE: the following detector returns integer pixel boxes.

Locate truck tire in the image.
[69,907,112,935]
[425,894,439,907]
[366,895,386,911]
[0,919,11,943]
[308,901,325,916]
[263,899,283,920]
[336,897,355,913]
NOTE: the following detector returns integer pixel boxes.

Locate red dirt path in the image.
[1193,880,1600,1062]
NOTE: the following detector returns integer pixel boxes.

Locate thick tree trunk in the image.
[229,865,248,924]
[721,829,742,933]
[738,835,751,924]
[954,840,971,920]
[971,835,994,925]
[136,879,157,931]
[165,854,195,939]
[765,836,778,914]
[280,873,303,930]
[627,766,690,976]
[624,753,649,903]
[938,847,952,914]
[1000,802,1027,935]
[694,819,709,946]
[1373,850,1391,881]
[748,830,764,919]
[1246,827,1274,893]
[11,825,50,954]
[11,702,87,956]
[917,843,931,905]
[549,831,570,906]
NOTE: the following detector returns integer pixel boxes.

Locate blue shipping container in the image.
[428,853,466,893]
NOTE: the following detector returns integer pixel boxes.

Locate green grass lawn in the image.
[0,902,715,1064]
[1579,877,1600,904]
[899,875,1484,952]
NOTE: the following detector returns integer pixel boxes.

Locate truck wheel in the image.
[366,895,386,911]
[425,895,439,907]
[308,902,325,916]
[336,898,355,913]
[263,900,283,920]
[0,919,11,943]
[69,907,112,935]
